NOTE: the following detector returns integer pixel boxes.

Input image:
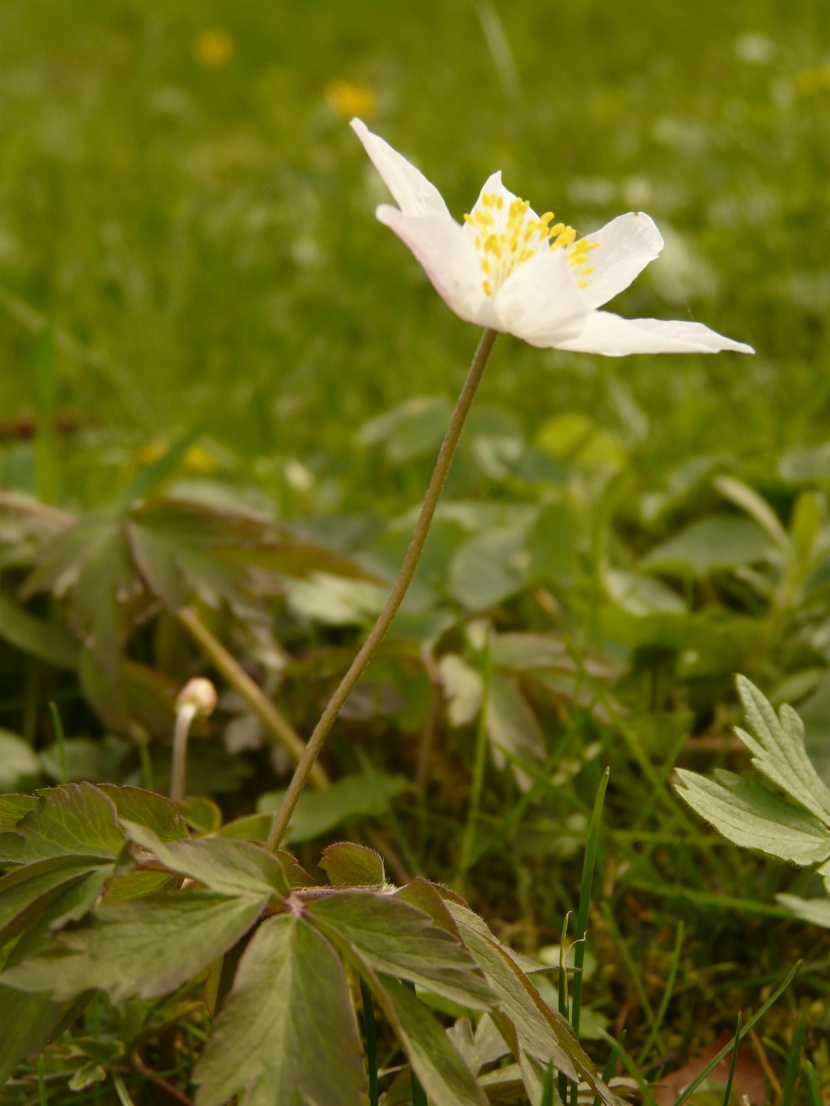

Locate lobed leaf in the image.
[309,890,494,1009]
[194,914,366,1106]
[0,784,125,866]
[370,973,488,1106]
[674,769,830,865]
[2,891,264,1002]
[123,821,288,898]
[97,785,189,841]
[734,675,830,825]
[0,855,107,946]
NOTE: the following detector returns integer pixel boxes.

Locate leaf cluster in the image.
[0,782,620,1106]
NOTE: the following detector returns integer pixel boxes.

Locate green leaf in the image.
[3,892,264,1002]
[0,784,125,866]
[776,894,830,928]
[0,593,79,668]
[0,730,41,791]
[320,843,385,886]
[456,923,615,1101]
[40,737,129,785]
[194,914,366,1106]
[0,987,68,1082]
[123,822,288,898]
[735,676,830,824]
[178,796,223,834]
[114,430,201,509]
[217,813,273,841]
[257,769,407,843]
[394,877,463,937]
[308,891,494,1009]
[97,785,189,841]
[642,516,772,578]
[674,769,830,865]
[0,794,38,833]
[358,395,453,463]
[369,973,487,1106]
[0,855,106,945]
[447,527,528,610]
[487,673,546,782]
[26,515,140,670]
[99,869,181,906]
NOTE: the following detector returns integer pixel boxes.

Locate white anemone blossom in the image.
[351,119,753,357]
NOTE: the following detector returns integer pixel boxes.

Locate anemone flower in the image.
[351,119,753,357]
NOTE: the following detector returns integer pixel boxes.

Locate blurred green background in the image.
[0,0,828,514]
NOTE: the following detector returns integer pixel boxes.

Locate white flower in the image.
[351,119,753,357]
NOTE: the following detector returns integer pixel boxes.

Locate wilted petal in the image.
[376,205,495,326]
[494,249,588,348]
[577,213,664,310]
[351,119,450,218]
[556,312,755,357]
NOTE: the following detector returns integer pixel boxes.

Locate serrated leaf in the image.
[2,892,264,1002]
[457,924,617,1103]
[308,890,494,1009]
[674,769,830,864]
[642,516,772,578]
[369,973,487,1106]
[394,878,462,937]
[0,784,125,865]
[0,593,79,668]
[320,842,385,886]
[194,914,366,1106]
[123,822,288,898]
[97,785,189,841]
[0,855,105,946]
[735,676,830,824]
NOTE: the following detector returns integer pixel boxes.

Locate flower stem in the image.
[266,327,499,851]
[176,606,330,790]
[170,703,196,802]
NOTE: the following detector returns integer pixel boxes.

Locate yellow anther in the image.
[581,266,595,276]
[483,280,492,295]
[540,212,554,225]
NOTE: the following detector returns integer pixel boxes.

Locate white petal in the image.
[376,205,496,327]
[555,311,755,357]
[350,119,450,218]
[493,249,589,348]
[577,212,664,309]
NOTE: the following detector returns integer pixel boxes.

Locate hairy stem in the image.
[177,606,330,790]
[267,328,498,851]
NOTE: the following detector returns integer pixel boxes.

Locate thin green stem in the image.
[267,328,499,851]
[176,605,330,790]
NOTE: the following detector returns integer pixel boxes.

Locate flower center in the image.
[464,191,598,297]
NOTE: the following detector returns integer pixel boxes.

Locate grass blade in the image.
[591,1029,627,1106]
[720,1013,742,1106]
[780,1021,806,1106]
[673,961,801,1106]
